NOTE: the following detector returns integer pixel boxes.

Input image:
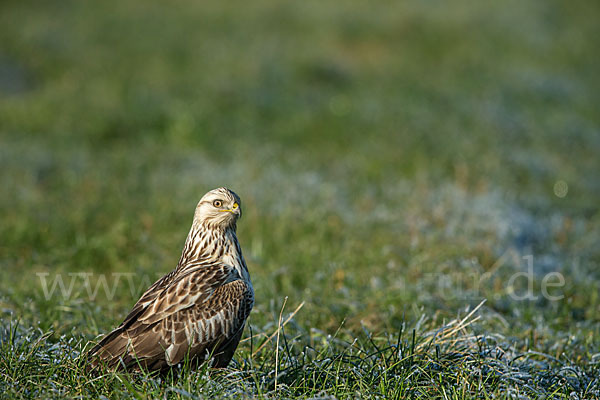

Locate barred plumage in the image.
[88,187,254,372]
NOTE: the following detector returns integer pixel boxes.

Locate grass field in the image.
[1,0,599,398]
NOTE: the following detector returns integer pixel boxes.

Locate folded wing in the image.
[88,264,253,371]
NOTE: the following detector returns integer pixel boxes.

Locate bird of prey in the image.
[88,187,254,372]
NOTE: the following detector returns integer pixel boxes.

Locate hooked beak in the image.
[219,202,241,217]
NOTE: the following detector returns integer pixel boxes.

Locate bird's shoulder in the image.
[119,262,243,328]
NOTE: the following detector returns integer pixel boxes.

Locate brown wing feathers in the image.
[89,265,251,371]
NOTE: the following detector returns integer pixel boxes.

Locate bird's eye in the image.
[213,200,223,207]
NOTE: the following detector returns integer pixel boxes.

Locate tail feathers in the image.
[87,326,166,371]
[87,328,132,370]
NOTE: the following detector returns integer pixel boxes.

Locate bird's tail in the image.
[86,327,130,371]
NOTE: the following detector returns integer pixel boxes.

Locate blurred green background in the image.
[1,0,599,365]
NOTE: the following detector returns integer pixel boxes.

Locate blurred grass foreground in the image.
[1,0,599,398]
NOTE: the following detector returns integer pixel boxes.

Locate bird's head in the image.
[194,187,242,230]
